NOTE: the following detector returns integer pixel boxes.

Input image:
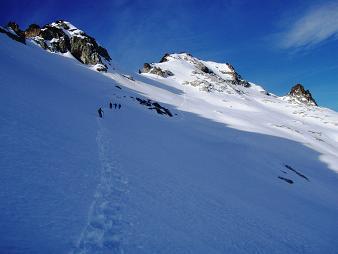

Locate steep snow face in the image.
[1,31,338,254]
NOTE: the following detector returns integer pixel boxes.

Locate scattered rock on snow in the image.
[278,176,294,184]
[285,164,309,181]
[139,63,174,78]
[122,74,135,81]
[136,97,173,117]
[149,67,174,78]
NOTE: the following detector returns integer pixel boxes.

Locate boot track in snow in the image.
[71,120,128,254]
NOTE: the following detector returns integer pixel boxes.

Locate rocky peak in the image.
[0,22,26,44]
[159,53,170,63]
[7,22,23,36]
[288,84,317,106]
[1,20,112,72]
[226,63,241,81]
[139,52,213,77]
[139,53,251,93]
[25,24,41,37]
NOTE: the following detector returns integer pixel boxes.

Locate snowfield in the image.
[1,32,338,254]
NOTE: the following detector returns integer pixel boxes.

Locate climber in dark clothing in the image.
[98,107,104,118]
[109,102,113,109]
[118,104,121,109]
[114,103,117,109]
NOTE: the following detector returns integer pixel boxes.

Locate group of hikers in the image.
[97,102,122,118]
[110,102,122,110]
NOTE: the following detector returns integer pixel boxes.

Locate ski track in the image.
[71,120,128,254]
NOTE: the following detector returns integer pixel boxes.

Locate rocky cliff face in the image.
[1,20,112,72]
[287,84,318,106]
[225,63,250,87]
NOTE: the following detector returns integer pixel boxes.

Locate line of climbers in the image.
[98,102,122,118]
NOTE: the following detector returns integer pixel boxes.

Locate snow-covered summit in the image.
[159,52,246,83]
[139,52,253,94]
[138,53,322,110]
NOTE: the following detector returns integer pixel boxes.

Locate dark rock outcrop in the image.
[149,67,174,77]
[139,63,174,78]
[136,97,173,117]
[140,63,152,73]
[122,74,135,81]
[179,52,193,57]
[160,53,170,63]
[278,176,294,184]
[285,164,309,181]
[97,46,111,62]
[25,24,41,38]
[70,35,101,64]
[30,25,71,53]
[200,65,213,74]
[226,63,250,87]
[194,61,213,74]
[7,22,25,38]
[38,21,111,67]
[1,20,112,72]
[0,22,26,44]
[288,84,317,106]
[40,25,66,40]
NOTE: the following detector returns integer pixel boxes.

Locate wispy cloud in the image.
[279,1,338,49]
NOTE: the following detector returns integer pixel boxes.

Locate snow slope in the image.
[1,33,338,254]
[134,53,338,172]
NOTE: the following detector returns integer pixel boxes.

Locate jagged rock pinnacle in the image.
[288,83,317,106]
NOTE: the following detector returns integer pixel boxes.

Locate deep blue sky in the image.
[1,0,338,110]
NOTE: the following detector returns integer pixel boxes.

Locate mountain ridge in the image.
[1,19,338,254]
[139,52,319,107]
[1,20,321,108]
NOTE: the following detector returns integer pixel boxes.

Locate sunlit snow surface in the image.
[1,34,338,254]
[117,53,338,172]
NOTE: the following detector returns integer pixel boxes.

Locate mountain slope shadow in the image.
[108,84,338,254]
[135,72,184,95]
